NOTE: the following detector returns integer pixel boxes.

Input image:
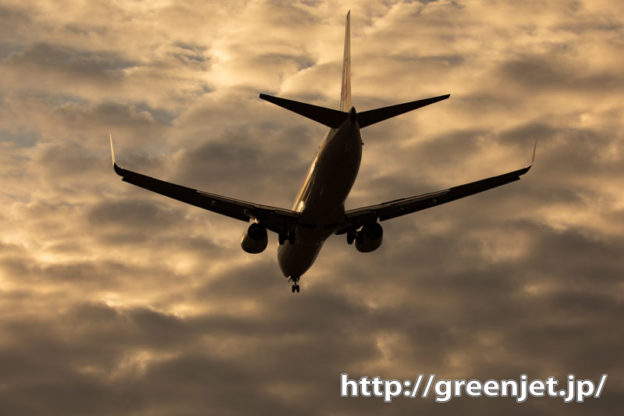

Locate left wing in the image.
[109,135,299,234]
[338,144,536,233]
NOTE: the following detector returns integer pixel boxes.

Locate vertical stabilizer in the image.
[340,11,352,111]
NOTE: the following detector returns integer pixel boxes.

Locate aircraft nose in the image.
[277,243,320,279]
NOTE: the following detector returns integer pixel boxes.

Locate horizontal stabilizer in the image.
[260,93,348,128]
[358,94,450,128]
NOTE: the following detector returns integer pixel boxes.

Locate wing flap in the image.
[341,164,531,232]
[115,164,251,221]
[110,136,299,232]
[115,163,299,231]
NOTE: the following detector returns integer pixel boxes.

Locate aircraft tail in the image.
[259,92,450,129]
[340,11,351,111]
[258,11,353,128]
[260,11,449,129]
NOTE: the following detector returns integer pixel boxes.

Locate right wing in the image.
[109,135,299,234]
[338,144,536,233]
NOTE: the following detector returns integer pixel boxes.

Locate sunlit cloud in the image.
[0,1,622,415]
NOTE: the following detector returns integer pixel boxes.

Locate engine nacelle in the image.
[241,223,268,254]
[355,223,383,253]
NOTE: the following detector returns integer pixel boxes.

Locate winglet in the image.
[523,139,538,174]
[530,139,538,166]
[516,139,538,176]
[109,133,124,176]
[109,132,115,165]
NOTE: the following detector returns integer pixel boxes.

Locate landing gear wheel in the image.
[347,230,355,245]
[290,276,300,293]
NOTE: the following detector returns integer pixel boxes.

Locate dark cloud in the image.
[63,23,108,37]
[87,198,182,232]
[498,54,624,93]
[0,1,622,415]
[4,42,135,82]
[556,16,623,33]
[0,5,30,38]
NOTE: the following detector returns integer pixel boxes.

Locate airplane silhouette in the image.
[110,11,534,293]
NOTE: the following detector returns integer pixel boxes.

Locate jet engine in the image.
[241,223,268,254]
[355,223,383,253]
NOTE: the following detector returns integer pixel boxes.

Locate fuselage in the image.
[277,110,362,280]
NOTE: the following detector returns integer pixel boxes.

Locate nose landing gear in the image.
[289,276,300,293]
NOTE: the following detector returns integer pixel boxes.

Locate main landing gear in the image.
[289,276,300,293]
[346,229,356,245]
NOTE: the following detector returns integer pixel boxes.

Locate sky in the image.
[0,0,623,414]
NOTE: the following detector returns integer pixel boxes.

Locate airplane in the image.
[110,11,535,293]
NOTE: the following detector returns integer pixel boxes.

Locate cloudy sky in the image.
[0,0,623,414]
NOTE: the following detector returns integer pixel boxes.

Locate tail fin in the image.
[259,12,449,130]
[258,11,353,128]
[340,11,351,111]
